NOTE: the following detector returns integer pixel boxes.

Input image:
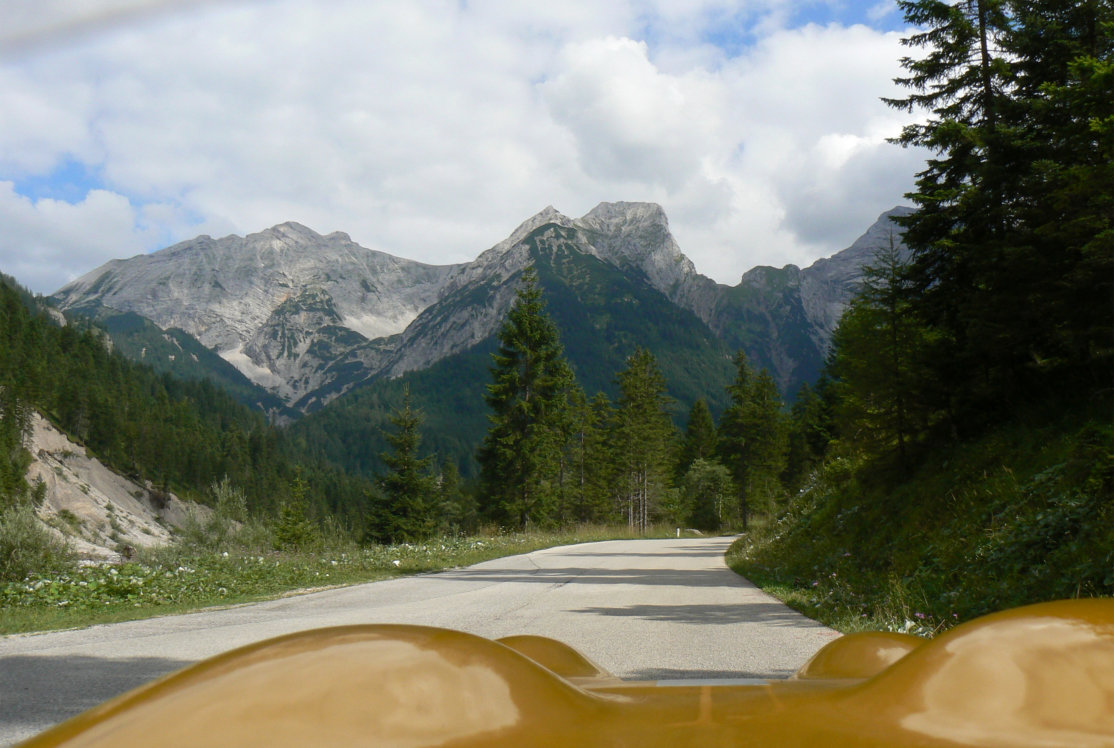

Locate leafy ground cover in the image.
[1,525,668,634]
[727,405,1113,638]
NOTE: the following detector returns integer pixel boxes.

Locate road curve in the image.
[0,535,838,746]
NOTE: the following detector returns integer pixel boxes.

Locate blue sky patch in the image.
[12,157,106,204]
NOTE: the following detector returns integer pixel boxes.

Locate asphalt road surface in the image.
[0,536,839,746]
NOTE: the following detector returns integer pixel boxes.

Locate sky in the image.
[0,0,928,295]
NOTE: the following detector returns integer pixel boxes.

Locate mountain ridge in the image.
[52,202,909,412]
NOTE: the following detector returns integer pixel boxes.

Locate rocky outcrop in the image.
[53,222,460,406]
[28,412,202,559]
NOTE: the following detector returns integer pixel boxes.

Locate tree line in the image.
[374,0,1112,545]
[372,268,811,542]
[826,0,1110,463]
[0,275,373,531]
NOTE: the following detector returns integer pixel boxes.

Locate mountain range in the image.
[52,202,911,423]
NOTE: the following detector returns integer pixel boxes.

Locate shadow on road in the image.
[436,566,753,589]
[571,602,814,627]
[0,654,188,746]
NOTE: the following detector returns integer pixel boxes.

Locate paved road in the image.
[0,536,838,746]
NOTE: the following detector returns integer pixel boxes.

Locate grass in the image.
[1,524,671,635]
[726,403,1113,638]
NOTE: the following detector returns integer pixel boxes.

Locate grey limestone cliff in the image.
[53,203,911,411]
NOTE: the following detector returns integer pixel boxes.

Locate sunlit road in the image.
[0,536,838,746]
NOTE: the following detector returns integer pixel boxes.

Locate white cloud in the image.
[0,182,150,291]
[0,0,925,294]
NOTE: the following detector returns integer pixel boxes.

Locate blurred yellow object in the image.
[21,599,1114,747]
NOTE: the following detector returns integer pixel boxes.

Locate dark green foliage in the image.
[741,0,1114,631]
[781,381,833,494]
[718,352,789,527]
[676,398,717,480]
[886,0,1113,429]
[437,460,478,535]
[828,238,931,462]
[680,458,736,532]
[580,393,622,524]
[273,472,320,551]
[0,387,34,510]
[477,268,578,529]
[374,387,439,542]
[613,348,676,532]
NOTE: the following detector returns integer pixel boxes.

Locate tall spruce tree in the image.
[614,348,675,533]
[718,352,788,527]
[886,0,1113,426]
[477,268,577,529]
[583,392,621,524]
[782,381,833,493]
[829,236,929,462]
[376,386,438,542]
[0,386,33,509]
[681,458,736,532]
[675,398,718,480]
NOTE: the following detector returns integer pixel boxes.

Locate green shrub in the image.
[0,505,73,583]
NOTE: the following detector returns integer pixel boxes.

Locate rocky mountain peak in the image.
[579,201,669,232]
[572,201,699,303]
[255,221,321,243]
[492,206,575,254]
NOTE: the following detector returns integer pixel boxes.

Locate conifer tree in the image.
[743,370,789,517]
[273,470,319,550]
[886,0,1112,424]
[829,237,929,462]
[437,460,476,535]
[0,386,33,509]
[782,381,832,493]
[477,268,576,529]
[614,348,675,533]
[583,392,621,523]
[377,386,437,542]
[718,352,788,527]
[676,398,717,480]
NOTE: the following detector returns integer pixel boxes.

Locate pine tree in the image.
[273,470,319,550]
[829,237,930,462]
[437,460,477,535]
[377,386,437,542]
[717,352,753,527]
[743,370,789,517]
[676,398,717,480]
[782,381,832,493]
[477,268,577,529]
[0,386,33,509]
[886,0,1113,424]
[614,348,675,534]
[583,392,621,524]
[718,352,788,527]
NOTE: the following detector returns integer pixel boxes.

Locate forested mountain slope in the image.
[0,276,372,524]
